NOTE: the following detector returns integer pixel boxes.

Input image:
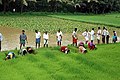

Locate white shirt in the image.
[43,33,49,40]
[82,31,89,40]
[106,31,109,35]
[0,33,3,41]
[72,31,77,38]
[97,30,101,36]
[102,29,107,36]
[90,30,95,40]
[57,31,62,40]
[97,30,101,40]
[36,32,41,39]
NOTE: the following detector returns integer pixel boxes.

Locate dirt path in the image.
[0,26,120,51]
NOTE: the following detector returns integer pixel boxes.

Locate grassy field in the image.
[0,44,120,80]
[50,13,120,28]
[0,13,120,34]
[0,13,120,80]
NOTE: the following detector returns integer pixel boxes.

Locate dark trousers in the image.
[102,35,105,43]
[106,35,109,44]
[0,41,1,51]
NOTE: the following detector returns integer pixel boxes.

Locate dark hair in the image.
[35,30,38,33]
[103,27,106,29]
[22,30,25,32]
[91,40,93,42]
[75,28,77,31]
[98,27,100,29]
[58,29,60,32]
[85,29,88,32]
[92,28,94,30]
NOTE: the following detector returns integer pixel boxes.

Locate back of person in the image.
[5,52,15,60]
[79,46,87,53]
[19,48,27,56]
[26,47,34,54]
[60,46,70,54]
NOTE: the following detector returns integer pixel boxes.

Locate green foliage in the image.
[0,43,120,80]
[50,13,120,28]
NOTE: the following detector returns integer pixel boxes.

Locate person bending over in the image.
[60,46,70,54]
[5,52,15,60]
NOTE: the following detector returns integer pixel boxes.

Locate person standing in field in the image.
[112,31,117,43]
[43,31,49,47]
[106,29,110,44]
[90,28,95,42]
[56,29,63,46]
[35,30,41,48]
[97,27,102,44]
[72,28,78,46]
[102,27,106,44]
[0,32,3,51]
[20,30,28,49]
[82,29,90,44]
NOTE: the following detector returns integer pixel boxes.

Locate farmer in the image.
[35,30,41,48]
[43,31,49,47]
[82,29,90,44]
[102,27,106,44]
[88,40,97,50]
[0,32,3,51]
[106,29,110,44]
[5,52,15,60]
[18,47,35,56]
[97,27,101,44]
[72,28,78,46]
[112,31,117,43]
[78,41,87,53]
[90,28,95,42]
[60,46,70,54]
[56,29,63,46]
[20,30,28,49]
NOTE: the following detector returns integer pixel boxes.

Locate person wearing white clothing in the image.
[35,30,41,48]
[43,31,49,47]
[102,27,106,44]
[82,29,90,44]
[0,33,3,51]
[97,27,101,44]
[90,28,95,41]
[72,28,78,46]
[56,29,63,46]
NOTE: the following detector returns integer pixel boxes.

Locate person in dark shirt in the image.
[20,30,28,49]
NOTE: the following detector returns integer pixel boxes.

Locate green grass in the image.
[0,44,120,80]
[50,13,120,28]
[0,13,120,34]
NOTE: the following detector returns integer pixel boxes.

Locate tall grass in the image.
[0,43,120,80]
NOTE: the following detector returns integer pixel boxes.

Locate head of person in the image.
[75,28,77,32]
[98,27,100,30]
[45,31,47,34]
[22,30,25,34]
[92,28,94,30]
[58,29,60,32]
[113,31,115,33]
[35,30,38,33]
[85,29,88,32]
[103,27,106,30]
[91,40,93,43]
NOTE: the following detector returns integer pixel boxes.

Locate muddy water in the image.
[0,26,72,51]
[0,26,120,51]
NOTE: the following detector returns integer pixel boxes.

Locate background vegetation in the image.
[0,0,120,14]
